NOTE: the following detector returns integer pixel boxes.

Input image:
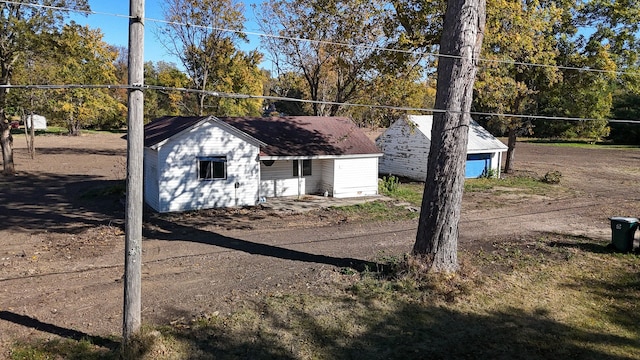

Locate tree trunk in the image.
[504,126,517,173]
[29,113,35,158]
[413,0,486,273]
[0,61,15,174]
[0,111,14,175]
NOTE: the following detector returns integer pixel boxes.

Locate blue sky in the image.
[70,0,265,68]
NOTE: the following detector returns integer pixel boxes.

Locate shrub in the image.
[379,175,399,194]
[541,170,562,184]
[480,168,497,178]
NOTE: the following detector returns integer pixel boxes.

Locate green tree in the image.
[536,40,616,141]
[386,0,445,52]
[264,71,313,116]
[0,0,89,174]
[579,0,640,69]
[473,0,563,173]
[608,92,640,144]
[158,0,262,116]
[47,23,124,135]
[144,61,191,121]
[214,50,264,116]
[349,72,436,128]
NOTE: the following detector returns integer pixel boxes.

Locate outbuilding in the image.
[376,115,508,180]
[25,114,47,130]
[143,116,383,212]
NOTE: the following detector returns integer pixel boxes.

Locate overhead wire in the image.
[3,0,638,77]
[1,0,639,124]
[3,83,639,124]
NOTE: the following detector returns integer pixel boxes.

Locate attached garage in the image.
[376,115,508,181]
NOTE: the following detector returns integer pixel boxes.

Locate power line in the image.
[2,83,639,124]
[145,16,638,77]
[0,0,132,20]
[3,0,639,77]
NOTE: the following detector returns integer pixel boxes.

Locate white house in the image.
[376,115,508,180]
[143,116,383,213]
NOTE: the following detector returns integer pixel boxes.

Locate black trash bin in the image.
[609,217,638,252]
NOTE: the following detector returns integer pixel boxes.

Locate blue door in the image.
[466,153,491,178]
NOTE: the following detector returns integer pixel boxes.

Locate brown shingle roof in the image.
[144,116,381,156]
[143,116,207,148]
[218,116,380,156]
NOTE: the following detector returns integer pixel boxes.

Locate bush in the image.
[480,168,497,178]
[541,170,562,184]
[379,175,399,194]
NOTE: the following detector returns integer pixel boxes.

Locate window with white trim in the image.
[198,156,227,180]
[293,159,312,177]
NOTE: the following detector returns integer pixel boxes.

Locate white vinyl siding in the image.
[154,121,260,212]
[319,159,335,195]
[259,159,324,197]
[332,157,379,198]
[259,160,298,197]
[143,148,160,211]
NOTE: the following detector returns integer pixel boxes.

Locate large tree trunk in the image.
[413,0,486,273]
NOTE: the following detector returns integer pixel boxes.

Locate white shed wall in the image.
[332,157,379,198]
[155,121,261,212]
[143,148,160,211]
[376,120,429,181]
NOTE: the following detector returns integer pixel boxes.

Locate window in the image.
[293,159,312,177]
[198,156,227,180]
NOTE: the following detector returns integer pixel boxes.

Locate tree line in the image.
[1,0,639,174]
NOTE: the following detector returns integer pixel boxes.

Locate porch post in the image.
[297,159,302,199]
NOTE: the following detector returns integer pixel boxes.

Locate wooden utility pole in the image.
[123,0,144,344]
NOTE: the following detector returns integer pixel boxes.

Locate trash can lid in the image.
[610,216,639,223]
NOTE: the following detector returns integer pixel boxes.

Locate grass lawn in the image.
[11,234,639,359]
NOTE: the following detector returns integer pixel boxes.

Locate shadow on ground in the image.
[0,171,124,232]
[0,311,119,350]
[144,217,381,272]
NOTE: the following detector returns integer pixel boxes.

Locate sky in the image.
[70,0,266,69]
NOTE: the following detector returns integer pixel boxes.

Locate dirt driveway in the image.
[1,133,639,353]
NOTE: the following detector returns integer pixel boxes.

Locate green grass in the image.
[10,338,118,360]
[328,175,558,221]
[387,183,424,206]
[464,175,554,194]
[12,234,639,359]
[522,138,640,149]
[331,200,420,221]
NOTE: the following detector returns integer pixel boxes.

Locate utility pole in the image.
[123,0,144,345]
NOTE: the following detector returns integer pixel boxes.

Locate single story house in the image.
[143,116,383,212]
[376,115,508,180]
